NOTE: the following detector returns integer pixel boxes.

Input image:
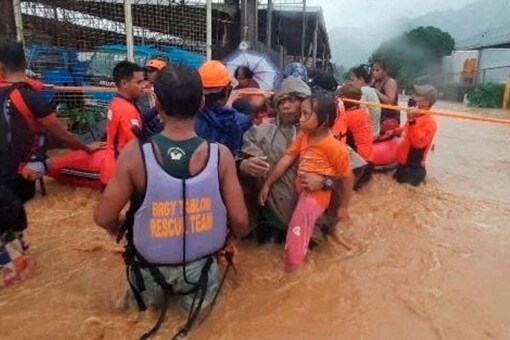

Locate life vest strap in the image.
[9,88,39,133]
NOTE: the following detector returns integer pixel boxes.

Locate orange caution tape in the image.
[236,88,274,97]
[342,98,510,126]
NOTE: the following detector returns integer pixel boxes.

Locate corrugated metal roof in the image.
[456,28,510,50]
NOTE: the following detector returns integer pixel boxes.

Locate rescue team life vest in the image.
[132,141,227,264]
[0,82,46,180]
[122,139,230,340]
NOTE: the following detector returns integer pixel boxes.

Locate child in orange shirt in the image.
[259,92,353,272]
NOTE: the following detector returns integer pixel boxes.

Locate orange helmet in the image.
[145,59,167,71]
[198,60,232,91]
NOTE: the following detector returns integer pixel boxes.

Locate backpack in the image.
[0,82,44,179]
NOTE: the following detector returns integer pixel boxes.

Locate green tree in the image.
[369,26,455,89]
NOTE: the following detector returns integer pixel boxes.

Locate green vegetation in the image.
[466,83,505,108]
[59,106,106,141]
[370,26,455,89]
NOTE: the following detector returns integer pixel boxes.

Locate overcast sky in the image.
[305,0,477,29]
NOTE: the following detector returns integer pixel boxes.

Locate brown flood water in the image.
[1,101,510,340]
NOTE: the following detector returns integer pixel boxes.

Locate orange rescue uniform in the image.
[396,114,437,167]
[344,107,374,163]
[100,95,141,185]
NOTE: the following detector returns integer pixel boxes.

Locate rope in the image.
[342,98,510,126]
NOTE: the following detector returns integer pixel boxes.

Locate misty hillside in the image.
[330,0,510,67]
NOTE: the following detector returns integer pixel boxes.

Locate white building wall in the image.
[443,50,479,84]
[476,48,510,84]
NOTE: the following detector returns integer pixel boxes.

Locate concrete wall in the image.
[476,48,510,84]
[443,50,479,84]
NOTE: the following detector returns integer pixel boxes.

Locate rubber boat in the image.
[46,149,105,190]
[372,136,400,171]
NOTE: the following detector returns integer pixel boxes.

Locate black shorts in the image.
[354,162,374,191]
[4,176,36,203]
[394,165,426,186]
[0,177,30,233]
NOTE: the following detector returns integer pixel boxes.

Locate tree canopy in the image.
[369,26,455,88]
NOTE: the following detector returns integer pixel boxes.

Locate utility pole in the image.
[266,0,273,50]
[124,0,134,62]
[206,0,212,60]
[241,0,258,49]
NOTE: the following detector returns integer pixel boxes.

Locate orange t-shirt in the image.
[345,107,374,163]
[286,131,351,208]
[100,95,141,184]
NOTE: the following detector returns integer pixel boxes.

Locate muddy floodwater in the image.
[1,101,510,340]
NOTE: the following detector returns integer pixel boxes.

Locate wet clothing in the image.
[0,182,28,234]
[127,257,218,310]
[196,105,252,155]
[375,77,400,124]
[124,136,227,308]
[0,82,54,181]
[0,231,29,288]
[394,164,427,186]
[0,81,54,263]
[345,107,374,163]
[100,94,142,185]
[241,119,364,235]
[394,115,437,186]
[284,132,350,269]
[285,192,326,270]
[360,86,381,137]
[242,119,297,231]
[122,136,229,339]
[286,131,351,209]
[131,141,226,265]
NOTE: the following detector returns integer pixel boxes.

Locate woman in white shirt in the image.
[348,65,381,138]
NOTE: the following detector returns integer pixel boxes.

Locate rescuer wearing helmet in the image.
[195,60,252,155]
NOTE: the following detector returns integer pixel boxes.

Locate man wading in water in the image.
[94,64,249,339]
[0,41,101,288]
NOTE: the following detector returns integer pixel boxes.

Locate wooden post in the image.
[503,77,510,110]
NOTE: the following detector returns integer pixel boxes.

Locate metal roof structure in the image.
[456,26,510,50]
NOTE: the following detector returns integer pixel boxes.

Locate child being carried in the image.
[259,91,353,272]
